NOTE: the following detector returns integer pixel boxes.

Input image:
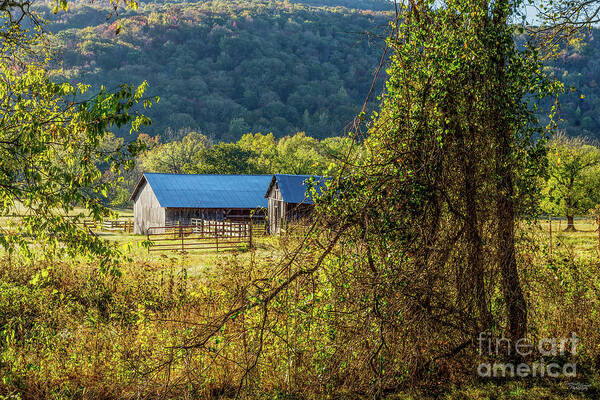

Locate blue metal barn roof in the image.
[134,173,272,209]
[268,174,328,204]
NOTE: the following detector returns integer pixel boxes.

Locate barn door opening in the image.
[273,203,279,234]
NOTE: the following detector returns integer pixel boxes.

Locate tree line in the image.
[104,125,600,234]
[103,129,353,206]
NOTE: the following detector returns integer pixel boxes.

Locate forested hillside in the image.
[45,0,391,140]
[544,33,600,138]
[43,0,600,141]
[287,0,394,10]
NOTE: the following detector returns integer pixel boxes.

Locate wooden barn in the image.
[130,173,272,234]
[265,174,328,234]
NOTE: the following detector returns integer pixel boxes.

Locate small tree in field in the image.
[542,133,600,231]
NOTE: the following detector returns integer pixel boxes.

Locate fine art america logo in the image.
[477,332,579,378]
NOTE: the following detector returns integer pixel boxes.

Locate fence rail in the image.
[1,215,134,233]
[147,220,259,253]
[102,220,133,233]
[74,219,97,229]
[190,218,266,237]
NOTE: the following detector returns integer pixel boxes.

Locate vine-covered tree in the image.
[173,0,560,395]
[315,0,558,353]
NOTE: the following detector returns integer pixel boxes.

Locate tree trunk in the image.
[462,129,491,332]
[565,215,576,232]
[466,186,490,331]
[493,99,528,347]
[496,178,527,346]
[491,0,528,349]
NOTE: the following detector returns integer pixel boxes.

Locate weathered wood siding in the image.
[133,181,165,234]
[267,181,316,234]
[267,182,285,234]
[165,208,226,226]
[163,208,266,227]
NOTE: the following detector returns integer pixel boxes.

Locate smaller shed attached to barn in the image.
[130,173,272,234]
[265,174,328,234]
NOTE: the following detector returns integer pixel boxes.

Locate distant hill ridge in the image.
[292,0,393,10]
[45,0,391,140]
[133,0,395,11]
[43,0,600,141]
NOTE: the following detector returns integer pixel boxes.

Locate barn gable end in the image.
[133,178,165,234]
[265,174,328,234]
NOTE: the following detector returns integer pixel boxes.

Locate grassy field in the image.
[0,215,599,398]
[531,218,600,259]
[0,207,286,280]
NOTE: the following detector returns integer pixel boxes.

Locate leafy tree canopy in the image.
[0,2,152,269]
[541,133,600,230]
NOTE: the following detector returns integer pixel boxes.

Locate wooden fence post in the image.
[180,225,184,253]
[549,215,553,257]
[249,219,253,249]
[216,227,219,252]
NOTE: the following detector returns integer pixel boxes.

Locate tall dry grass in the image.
[0,225,599,399]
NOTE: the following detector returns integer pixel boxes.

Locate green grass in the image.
[0,206,133,228]
[531,218,600,259]
[9,211,589,276]
[437,381,595,399]
[97,229,284,278]
[0,205,283,274]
